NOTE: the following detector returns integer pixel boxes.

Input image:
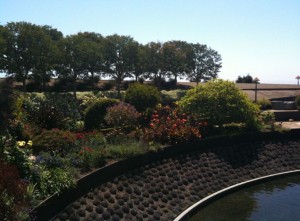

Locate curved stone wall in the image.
[48,136,300,221]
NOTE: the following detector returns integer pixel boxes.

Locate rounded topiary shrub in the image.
[124,83,161,112]
[84,98,119,130]
[178,79,260,129]
[32,129,76,155]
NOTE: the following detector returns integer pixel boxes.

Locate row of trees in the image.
[0,22,222,96]
[236,74,259,83]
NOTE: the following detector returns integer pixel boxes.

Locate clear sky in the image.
[1,0,299,84]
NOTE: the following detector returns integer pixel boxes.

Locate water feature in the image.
[188,174,300,221]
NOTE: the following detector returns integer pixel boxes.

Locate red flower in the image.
[83,146,93,152]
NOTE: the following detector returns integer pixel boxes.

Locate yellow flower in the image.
[17,141,26,147]
[27,140,33,146]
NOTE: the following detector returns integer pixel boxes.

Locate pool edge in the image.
[174,170,300,221]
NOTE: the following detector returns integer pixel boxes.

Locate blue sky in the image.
[1,0,300,84]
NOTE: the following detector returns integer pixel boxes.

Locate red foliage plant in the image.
[0,161,28,221]
[143,105,202,145]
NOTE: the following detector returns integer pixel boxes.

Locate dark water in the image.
[188,174,300,221]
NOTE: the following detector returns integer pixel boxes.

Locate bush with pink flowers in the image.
[105,102,140,130]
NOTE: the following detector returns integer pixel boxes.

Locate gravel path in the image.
[53,139,300,221]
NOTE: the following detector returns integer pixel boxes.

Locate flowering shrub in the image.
[75,131,107,149]
[73,132,107,171]
[143,105,202,144]
[32,129,76,156]
[105,102,140,130]
[2,140,33,179]
[0,161,28,221]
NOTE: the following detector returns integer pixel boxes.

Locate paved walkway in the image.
[277,121,300,129]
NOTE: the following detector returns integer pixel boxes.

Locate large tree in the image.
[187,43,222,84]
[0,22,56,91]
[131,44,146,82]
[161,40,194,83]
[143,42,166,88]
[0,25,9,72]
[104,34,138,96]
[75,32,105,81]
[236,74,257,83]
[31,25,63,90]
[56,34,87,98]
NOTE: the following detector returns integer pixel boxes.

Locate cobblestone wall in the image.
[51,138,300,221]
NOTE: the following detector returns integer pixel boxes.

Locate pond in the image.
[188,174,300,221]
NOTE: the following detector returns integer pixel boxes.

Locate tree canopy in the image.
[236,74,259,83]
[0,21,222,94]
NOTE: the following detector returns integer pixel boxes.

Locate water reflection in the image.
[188,174,300,221]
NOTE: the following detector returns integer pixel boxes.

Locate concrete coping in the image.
[174,170,300,221]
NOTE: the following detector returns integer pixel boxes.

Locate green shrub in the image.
[0,78,16,130]
[36,167,75,196]
[84,98,119,130]
[105,102,140,130]
[0,80,26,138]
[32,129,76,156]
[257,98,272,110]
[23,93,81,130]
[3,140,33,179]
[178,79,260,129]
[259,111,275,131]
[125,83,161,112]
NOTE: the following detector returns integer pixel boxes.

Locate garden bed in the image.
[31,129,300,220]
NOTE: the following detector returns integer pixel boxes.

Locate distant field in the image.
[1,78,300,101]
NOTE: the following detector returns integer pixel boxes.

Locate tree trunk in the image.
[42,76,46,92]
[73,83,77,99]
[22,78,26,92]
[116,77,121,98]
[73,74,77,99]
